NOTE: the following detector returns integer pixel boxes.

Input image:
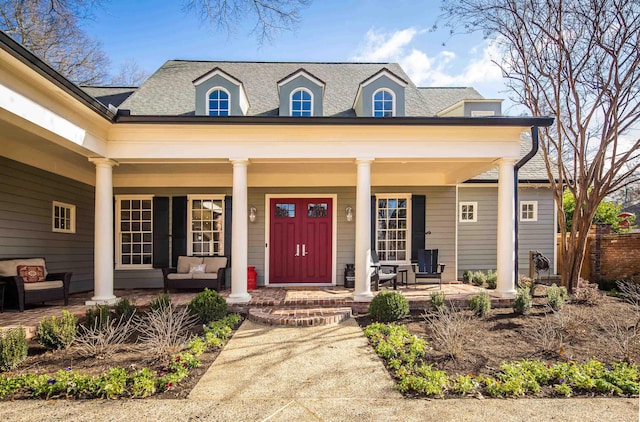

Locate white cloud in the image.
[353,27,505,92]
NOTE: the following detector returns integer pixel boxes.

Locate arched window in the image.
[373,89,394,117]
[290,88,313,116]
[208,88,230,116]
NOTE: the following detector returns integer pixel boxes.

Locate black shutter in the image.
[152,197,170,268]
[171,196,187,267]
[411,195,426,262]
[224,195,232,260]
[371,196,376,253]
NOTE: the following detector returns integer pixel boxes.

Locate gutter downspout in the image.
[513,126,540,282]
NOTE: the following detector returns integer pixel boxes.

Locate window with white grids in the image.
[459,202,477,222]
[376,195,411,262]
[189,196,225,256]
[52,201,76,233]
[520,201,538,222]
[116,196,153,268]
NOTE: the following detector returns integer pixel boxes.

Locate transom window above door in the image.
[207,88,229,116]
[188,196,225,256]
[290,88,313,116]
[376,194,411,262]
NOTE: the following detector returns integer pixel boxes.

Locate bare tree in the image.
[442,0,640,292]
[110,58,149,86]
[0,0,109,85]
[183,0,311,43]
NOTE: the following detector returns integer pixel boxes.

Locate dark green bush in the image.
[469,292,491,317]
[471,271,487,287]
[0,327,28,371]
[84,305,112,329]
[114,298,137,319]
[485,270,497,290]
[35,310,77,350]
[150,293,172,312]
[462,270,473,284]
[188,288,228,323]
[368,291,409,322]
[513,288,532,315]
[430,291,446,311]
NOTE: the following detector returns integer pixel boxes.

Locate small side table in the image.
[0,281,6,313]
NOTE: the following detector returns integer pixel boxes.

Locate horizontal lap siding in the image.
[458,186,555,277]
[0,156,95,292]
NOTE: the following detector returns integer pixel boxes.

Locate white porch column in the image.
[227,159,251,303]
[496,158,517,298]
[354,158,374,302]
[87,158,118,305]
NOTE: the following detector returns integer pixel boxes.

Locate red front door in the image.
[269,198,333,284]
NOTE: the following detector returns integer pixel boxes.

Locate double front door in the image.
[269,197,333,284]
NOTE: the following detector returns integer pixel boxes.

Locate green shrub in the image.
[84,305,112,329]
[0,327,28,371]
[430,291,446,311]
[485,270,497,290]
[462,270,473,284]
[469,292,491,317]
[188,288,227,323]
[546,283,568,311]
[451,374,480,395]
[149,293,171,312]
[35,310,77,350]
[368,291,409,322]
[513,288,532,315]
[471,271,487,287]
[114,298,137,319]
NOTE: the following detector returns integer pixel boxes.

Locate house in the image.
[0,31,554,305]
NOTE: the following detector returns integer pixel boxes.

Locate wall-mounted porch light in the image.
[345,206,353,222]
[249,206,257,223]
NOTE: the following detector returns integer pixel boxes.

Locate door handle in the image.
[302,244,309,256]
[295,244,300,257]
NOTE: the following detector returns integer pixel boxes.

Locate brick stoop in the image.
[248,307,352,327]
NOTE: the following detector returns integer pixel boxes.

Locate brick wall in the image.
[598,232,640,281]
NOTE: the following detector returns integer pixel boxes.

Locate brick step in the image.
[248,307,352,327]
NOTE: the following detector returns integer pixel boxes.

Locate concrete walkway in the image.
[0,319,637,421]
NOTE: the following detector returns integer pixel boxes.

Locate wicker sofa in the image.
[161,256,228,293]
[0,257,71,312]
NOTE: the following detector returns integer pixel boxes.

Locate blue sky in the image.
[86,0,512,110]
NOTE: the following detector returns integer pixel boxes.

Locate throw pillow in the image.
[189,263,206,274]
[17,265,46,283]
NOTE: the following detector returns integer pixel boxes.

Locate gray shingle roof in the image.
[80,86,137,108]
[418,87,484,115]
[118,61,438,117]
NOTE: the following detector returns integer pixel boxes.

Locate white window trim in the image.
[115,195,154,270]
[459,201,478,223]
[187,194,226,256]
[520,200,538,222]
[206,86,231,116]
[52,201,76,233]
[372,88,396,117]
[375,193,412,264]
[289,87,314,116]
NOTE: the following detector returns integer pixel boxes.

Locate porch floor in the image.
[0,283,504,336]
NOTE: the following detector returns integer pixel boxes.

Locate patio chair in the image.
[413,249,445,289]
[370,251,397,291]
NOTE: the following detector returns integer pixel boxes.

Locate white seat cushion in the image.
[167,273,193,280]
[177,257,203,273]
[23,280,63,291]
[0,258,48,277]
[194,272,218,279]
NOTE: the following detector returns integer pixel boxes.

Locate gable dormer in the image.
[193,67,249,116]
[353,68,408,117]
[437,99,503,117]
[277,68,325,116]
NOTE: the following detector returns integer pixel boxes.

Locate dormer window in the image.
[208,88,230,116]
[290,88,313,116]
[373,89,395,117]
